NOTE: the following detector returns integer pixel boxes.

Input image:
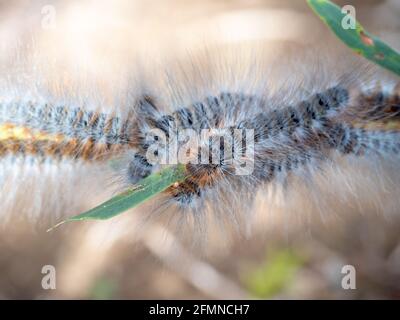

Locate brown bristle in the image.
[165,164,223,201]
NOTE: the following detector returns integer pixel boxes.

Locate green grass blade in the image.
[47,164,187,231]
[307,0,400,76]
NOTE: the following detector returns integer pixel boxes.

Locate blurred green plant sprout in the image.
[245,250,303,298]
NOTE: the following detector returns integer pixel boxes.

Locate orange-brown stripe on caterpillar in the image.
[164,164,224,204]
[342,82,400,127]
[0,101,137,161]
[0,123,125,161]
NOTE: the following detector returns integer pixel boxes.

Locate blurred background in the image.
[0,0,400,299]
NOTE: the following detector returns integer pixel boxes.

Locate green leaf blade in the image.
[48,164,187,230]
[71,164,186,221]
[307,0,400,76]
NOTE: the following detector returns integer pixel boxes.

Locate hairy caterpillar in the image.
[1,65,399,233]
[115,81,400,226]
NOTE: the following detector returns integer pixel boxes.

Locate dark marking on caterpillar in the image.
[0,102,132,146]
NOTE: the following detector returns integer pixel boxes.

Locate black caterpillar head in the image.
[127,93,256,206]
[125,86,350,208]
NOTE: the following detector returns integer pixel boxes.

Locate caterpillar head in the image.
[126,94,256,208]
[124,86,352,211]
